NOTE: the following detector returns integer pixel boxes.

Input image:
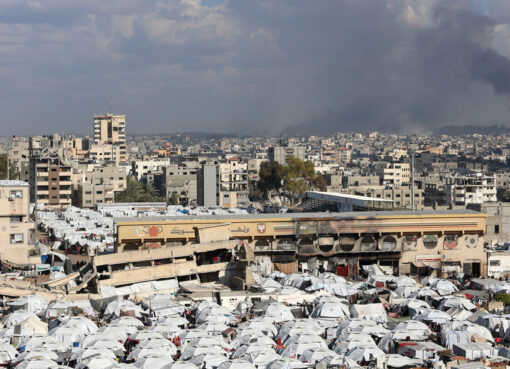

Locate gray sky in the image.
[2,0,510,136]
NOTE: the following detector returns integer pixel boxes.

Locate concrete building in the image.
[131,159,170,181]
[445,172,497,206]
[197,160,249,208]
[352,185,424,210]
[93,114,127,162]
[115,210,487,277]
[89,144,123,164]
[61,135,89,160]
[268,145,305,164]
[29,151,72,209]
[383,162,410,186]
[320,148,351,164]
[197,164,217,208]
[75,164,127,208]
[10,138,30,181]
[487,251,510,279]
[154,164,198,206]
[468,202,510,245]
[0,181,39,265]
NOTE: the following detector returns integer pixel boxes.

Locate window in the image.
[10,233,24,244]
[423,235,438,249]
[10,216,22,223]
[495,225,500,234]
[9,190,23,199]
[490,260,501,267]
[85,191,92,195]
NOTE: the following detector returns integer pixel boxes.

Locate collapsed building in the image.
[0,208,487,298]
[113,210,487,281]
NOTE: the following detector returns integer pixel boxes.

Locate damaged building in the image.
[113,210,487,280]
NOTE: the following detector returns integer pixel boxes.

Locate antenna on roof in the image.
[110,100,113,114]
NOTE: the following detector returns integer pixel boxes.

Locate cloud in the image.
[1,0,510,135]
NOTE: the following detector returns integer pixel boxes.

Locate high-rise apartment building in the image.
[29,150,72,209]
[93,114,127,162]
[197,160,249,208]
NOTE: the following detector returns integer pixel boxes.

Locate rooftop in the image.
[114,209,483,223]
[0,180,29,187]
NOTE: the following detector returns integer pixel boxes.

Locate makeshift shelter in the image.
[349,303,387,323]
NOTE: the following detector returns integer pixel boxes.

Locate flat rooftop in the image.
[0,180,28,187]
[114,209,483,223]
[307,190,394,203]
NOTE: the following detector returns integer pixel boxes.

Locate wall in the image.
[0,183,39,265]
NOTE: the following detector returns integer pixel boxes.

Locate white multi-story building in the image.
[446,172,497,206]
[131,159,170,181]
[197,160,249,208]
[93,113,127,163]
[383,162,410,186]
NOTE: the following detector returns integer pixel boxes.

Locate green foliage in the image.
[282,156,318,202]
[495,292,510,306]
[256,156,327,203]
[257,161,283,200]
[114,175,164,203]
[248,180,264,202]
[0,154,20,180]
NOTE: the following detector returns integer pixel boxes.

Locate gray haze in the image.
[2,0,510,136]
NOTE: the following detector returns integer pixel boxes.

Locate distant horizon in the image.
[4,122,510,139]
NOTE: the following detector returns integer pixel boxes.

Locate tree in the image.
[257,161,283,200]
[282,156,316,203]
[0,154,20,180]
[311,173,327,191]
[115,175,164,203]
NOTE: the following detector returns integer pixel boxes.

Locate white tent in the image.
[10,295,49,314]
[349,303,386,323]
[75,356,117,369]
[336,319,388,338]
[311,302,350,319]
[71,348,117,362]
[261,302,295,323]
[345,345,385,363]
[18,349,59,362]
[104,300,146,321]
[232,344,275,359]
[414,309,452,324]
[300,348,338,364]
[127,347,175,361]
[134,356,174,369]
[438,297,477,312]
[334,333,376,355]
[276,319,321,341]
[16,358,61,369]
[0,343,18,364]
[217,360,256,369]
